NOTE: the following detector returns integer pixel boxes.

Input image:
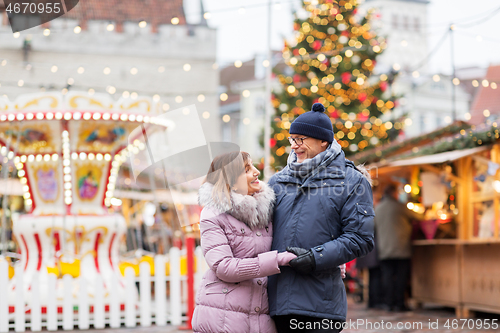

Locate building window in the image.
[414,18,420,32]
[402,16,409,30]
[392,14,398,29]
[222,122,231,142]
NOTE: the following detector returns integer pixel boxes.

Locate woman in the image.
[192,151,296,333]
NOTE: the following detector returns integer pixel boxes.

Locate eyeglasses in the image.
[287,136,308,146]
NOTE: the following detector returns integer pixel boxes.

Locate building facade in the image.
[0,0,220,142]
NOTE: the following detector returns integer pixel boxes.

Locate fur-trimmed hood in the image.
[198,182,275,230]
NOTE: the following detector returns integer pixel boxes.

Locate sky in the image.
[184,0,500,73]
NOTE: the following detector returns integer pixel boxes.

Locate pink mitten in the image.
[278,252,297,266]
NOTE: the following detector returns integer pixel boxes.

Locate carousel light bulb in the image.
[73,112,82,120]
[46,112,54,120]
[104,154,111,161]
[52,154,58,161]
[14,157,20,164]
[28,155,34,162]
[88,153,95,160]
[23,193,30,199]
[65,190,72,197]
[64,112,72,120]
[120,114,128,121]
[129,115,136,122]
[26,199,32,206]
[65,197,72,205]
[79,152,87,160]
[64,175,72,182]
[62,130,69,138]
[404,184,412,193]
[26,112,33,120]
[18,170,25,177]
[136,115,143,122]
[20,155,27,162]
[64,166,71,174]
[8,114,15,121]
[64,183,72,190]
[17,113,24,121]
[20,178,27,184]
[63,159,70,166]
[55,112,63,120]
[83,112,91,120]
[23,185,29,192]
[35,154,42,162]
[44,154,50,161]
[71,152,78,160]
[93,113,101,120]
[0,115,6,121]
[102,113,110,120]
[143,116,150,123]
[112,113,119,120]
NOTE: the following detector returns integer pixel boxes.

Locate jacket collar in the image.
[198,182,275,230]
[275,151,347,186]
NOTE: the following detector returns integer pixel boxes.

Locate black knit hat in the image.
[289,103,334,143]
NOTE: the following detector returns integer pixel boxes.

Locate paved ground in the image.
[84,297,500,333]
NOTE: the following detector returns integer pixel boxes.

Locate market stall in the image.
[354,122,500,317]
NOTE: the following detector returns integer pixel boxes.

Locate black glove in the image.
[287,246,316,274]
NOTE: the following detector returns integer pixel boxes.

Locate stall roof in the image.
[379,146,489,168]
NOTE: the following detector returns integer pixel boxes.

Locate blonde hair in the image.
[204,151,251,202]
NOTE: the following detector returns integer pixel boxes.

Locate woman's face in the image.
[233,159,261,195]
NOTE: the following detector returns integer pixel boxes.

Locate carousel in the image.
[0,91,172,311]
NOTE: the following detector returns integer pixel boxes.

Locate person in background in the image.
[374,184,424,312]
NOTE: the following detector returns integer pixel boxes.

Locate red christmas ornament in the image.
[330,110,339,119]
[312,40,322,51]
[293,74,301,83]
[270,138,277,148]
[341,31,349,37]
[293,49,300,56]
[358,92,367,102]
[341,72,351,84]
[353,9,358,14]
[380,81,388,92]
[358,113,368,122]
[294,22,300,31]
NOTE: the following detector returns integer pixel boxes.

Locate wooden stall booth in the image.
[352,122,500,317]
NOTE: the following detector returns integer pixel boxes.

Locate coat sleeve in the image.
[200,214,281,283]
[311,175,375,271]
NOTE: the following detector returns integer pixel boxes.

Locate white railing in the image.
[0,247,208,332]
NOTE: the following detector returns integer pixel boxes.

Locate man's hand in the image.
[287,247,316,274]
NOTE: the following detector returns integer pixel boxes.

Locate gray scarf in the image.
[287,140,342,179]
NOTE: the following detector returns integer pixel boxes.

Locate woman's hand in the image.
[340,264,346,279]
[277,251,297,266]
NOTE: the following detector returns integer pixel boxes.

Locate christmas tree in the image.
[270,0,400,168]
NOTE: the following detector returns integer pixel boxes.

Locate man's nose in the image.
[290,141,299,149]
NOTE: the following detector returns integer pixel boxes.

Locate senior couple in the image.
[192,103,375,333]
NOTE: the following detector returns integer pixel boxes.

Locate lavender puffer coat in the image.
[192,182,279,333]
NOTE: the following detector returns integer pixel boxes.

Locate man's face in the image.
[289,135,328,163]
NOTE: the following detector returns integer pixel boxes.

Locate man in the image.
[268,103,375,333]
[374,184,424,312]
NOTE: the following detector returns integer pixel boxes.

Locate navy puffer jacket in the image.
[267,150,374,322]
